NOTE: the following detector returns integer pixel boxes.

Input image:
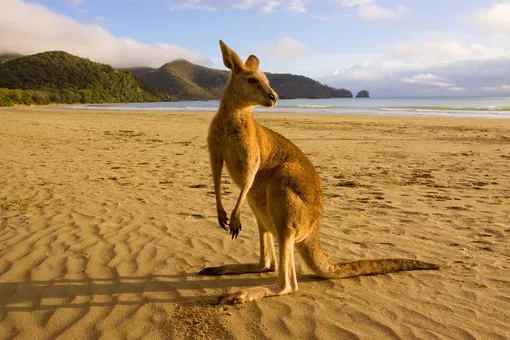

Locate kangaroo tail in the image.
[298,230,439,279]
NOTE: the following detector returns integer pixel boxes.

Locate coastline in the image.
[1,106,509,339]
[6,95,510,119]
[57,98,510,119]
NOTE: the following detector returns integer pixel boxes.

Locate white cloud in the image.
[483,85,510,92]
[233,0,308,13]
[320,36,510,97]
[339,0,373,7]
[322,56,510,97]
[244,50,383,79]
[261,1,279,13]
[476,2,510,33]
[482,85,510,93]
[284,0,308,12]
[0,0,210,68]
[389,41,507,63]
[358,3,408,20]
[257,37,310,59]
[402,74,441,82]
[347,69,382,80]
[401,74,454,87]
[166,0,401,17]
[233,0,255,10]
[330,59,417,83]
[338,0,408,20]
[169,0,217,11]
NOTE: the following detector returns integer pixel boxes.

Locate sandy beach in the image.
[0,106,509,339]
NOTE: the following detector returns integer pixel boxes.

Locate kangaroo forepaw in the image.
[230,225,241,239]
[217,209,229,230]
[228,214,242,239]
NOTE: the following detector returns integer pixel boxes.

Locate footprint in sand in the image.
[336,180,359,188]
[190,184,207,189]
[177,212,207,219]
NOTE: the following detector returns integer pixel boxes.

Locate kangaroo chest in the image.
[217,122,258,188]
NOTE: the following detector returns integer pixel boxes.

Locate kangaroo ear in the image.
[245,55,259,70]
[219,40,244,72]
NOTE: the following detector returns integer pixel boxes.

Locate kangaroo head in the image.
[220,40,278,108]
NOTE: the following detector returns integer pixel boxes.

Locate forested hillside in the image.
[128,59,352,101]
[0,51,355,106]
[0,51,160,106]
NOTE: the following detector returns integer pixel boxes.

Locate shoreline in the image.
[5,98,510,119]
[8,105,510,124]
[58,102,510,120]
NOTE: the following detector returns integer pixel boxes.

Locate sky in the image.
[1,0,510,97]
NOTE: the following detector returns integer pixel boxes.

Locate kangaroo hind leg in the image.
[198,217,277,275]
[217,229,297,305]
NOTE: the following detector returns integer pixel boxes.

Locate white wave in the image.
[297,104,338,108]
[61,103,510,119]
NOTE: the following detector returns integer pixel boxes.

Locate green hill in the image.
[266,73,352,99]
[0,51,160,106]
[0,50,354,106]
[127,59,352,101]
[126,59,229,101]
[0,53,23,64]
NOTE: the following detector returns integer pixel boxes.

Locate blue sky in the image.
[1,0,510,96]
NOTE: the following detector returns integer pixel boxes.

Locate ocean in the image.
[66,96,510,119]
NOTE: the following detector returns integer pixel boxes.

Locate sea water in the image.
[66,96,510,119]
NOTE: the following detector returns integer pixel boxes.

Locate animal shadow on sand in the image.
[0,273,323,312]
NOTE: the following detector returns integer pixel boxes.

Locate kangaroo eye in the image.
[247,78,258,84]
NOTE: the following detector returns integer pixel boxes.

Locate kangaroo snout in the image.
[265,92,278,107]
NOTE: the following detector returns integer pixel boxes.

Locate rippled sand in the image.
[1,107,509,339]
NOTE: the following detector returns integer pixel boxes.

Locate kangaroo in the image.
[199,40,439,305]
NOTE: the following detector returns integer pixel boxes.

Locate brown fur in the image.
[199,41,439,305]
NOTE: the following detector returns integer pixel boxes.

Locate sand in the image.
[0,106,509,339]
